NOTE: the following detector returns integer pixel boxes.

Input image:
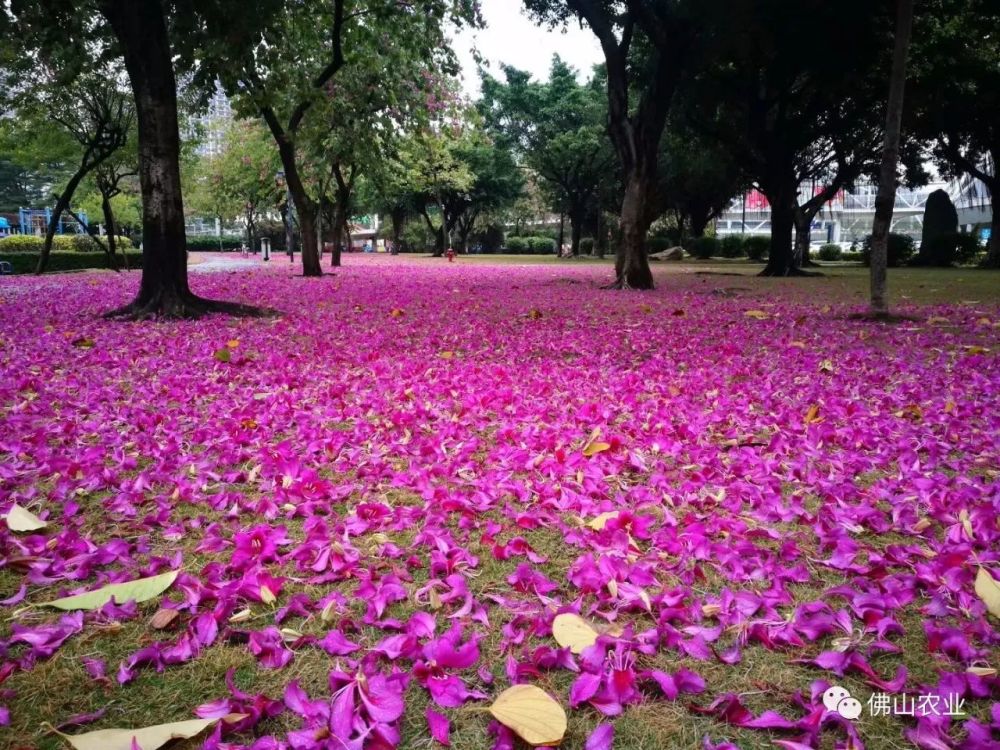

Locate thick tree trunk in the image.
[570,214,583,257]
[689,212,709,239]
[761,194,796,276]
[870,0,914,315]
[613,172,654,289]
[100,0,211,317]
[557,212,565,257]
[297,209,319,274]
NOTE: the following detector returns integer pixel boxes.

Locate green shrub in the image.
[918,232,981,266]
[687,236,720,259]
[579,237,595,255]
[818,243,842,261]
[841,252,863,262]
[506,237,527,253]
[528,236,554,253]
[0,234,132,253]
[186,234,246,251]
[0,250,143,274]
[720,235,745,258]
[861,233,915,267]
[743,235,770,261]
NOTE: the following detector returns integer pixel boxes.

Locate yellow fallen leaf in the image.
[42,570,179,611]
[552,613,598,654]
[789,340,807,349]
[71,337,95,349]
[527,309,543,320]
[974,567,1000,619]
[583,441,611,457]
[818,359,835,373]
[439,351,455,359]
[965,345,989,354]
[967,666,997,677]
[803,404,822,424]
[744,310,769,320]
[944,400,955,413]
[53,716,232,750]
[5,504,47,532]
[390,308,405,317]
[488,684,566,746]
[928,316,950,325]
[587,511,620,530]
[226,339,240,349]
[959,509,974,540]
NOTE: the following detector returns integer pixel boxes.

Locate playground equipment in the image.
[17,207,88,236]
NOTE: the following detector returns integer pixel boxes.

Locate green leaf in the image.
[42,570,180,611]
[213,347,232,363]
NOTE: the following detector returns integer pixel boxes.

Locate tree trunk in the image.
[761,193,796,276]
[100,0,211,317]
[390,208,404,255]
[37,182,82,274]
[794,209,811,267]
[982,188,999,268]
[689,212,709,239]
[870,0,914,316]
[614,172,654,289]
[557,211,565,257]
[570,213,583,257]
[102,196,118,259]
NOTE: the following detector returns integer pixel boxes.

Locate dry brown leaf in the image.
[974,567,1000,619]
[803,404,822,424]
[959,509,975,540]
[53,717,229,750]
[488,684,566,746]
[149,608,179,630]
[552,613,599,654]
[967,666,997,677]
[5,504,47,532]
[744,310,769,320]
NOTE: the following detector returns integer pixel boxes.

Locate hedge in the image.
[687,236,720,259]
[720,235,745,258]
[504,235,555,254]
[187,235,246,251]
[743,236,770,261]
[0,234,135,253]
[817,243,842,261]
[861,233,915,267]
[0,250,143,274]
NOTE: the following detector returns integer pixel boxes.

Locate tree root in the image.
[104,292,277,321]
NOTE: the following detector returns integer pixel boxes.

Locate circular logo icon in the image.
[823,686,851,712]
[837,697,863,720]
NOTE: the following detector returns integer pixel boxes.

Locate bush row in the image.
[1,250,144,274]
[504,236,555,254]
[186,235,247,251]
[682,235,771,260]
[0,234,136,253]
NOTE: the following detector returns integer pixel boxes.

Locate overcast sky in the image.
[453,2,604,99]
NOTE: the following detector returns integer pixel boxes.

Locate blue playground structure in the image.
[17,207,88,236]
[0,217,10,237]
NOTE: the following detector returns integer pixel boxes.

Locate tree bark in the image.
[870,0,914,315]
[557,212,565,257]
[570,212,583,256]
[37,174,86,274]
[794,209,813,266]
[100,0,233,317]
[614,172,655,288]
[982,188,999,268]
[761,190,796,276]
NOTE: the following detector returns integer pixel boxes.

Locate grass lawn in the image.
[1,256,998,750]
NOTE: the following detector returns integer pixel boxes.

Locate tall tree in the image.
[480,57,611,257]
[191,0,479,276]
[870,0,915,317]
[909,0,999,267]
[524,0,699,288]
[686,0,886,275]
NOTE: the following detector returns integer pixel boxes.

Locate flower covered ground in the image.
[1,256,998,750]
